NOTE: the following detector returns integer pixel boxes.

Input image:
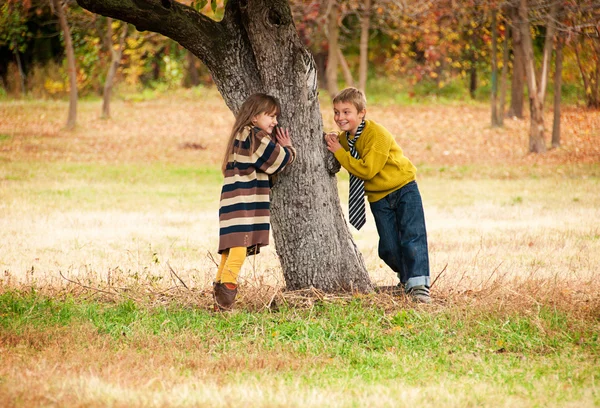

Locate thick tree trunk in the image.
[552,35,563,148]
[52,0,78,130]
[358,0,371,93]
[102,18,128,119]
[508,5,524,119]
[325,0,339,97]
[76,0,372,293]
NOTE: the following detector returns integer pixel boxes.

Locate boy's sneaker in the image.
[407,285,432,304]
[213,282,238,311]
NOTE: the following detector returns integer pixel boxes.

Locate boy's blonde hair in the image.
[332,87,367,112]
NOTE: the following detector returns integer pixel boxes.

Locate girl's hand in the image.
[324,132,342,153]
[275,127,292,147]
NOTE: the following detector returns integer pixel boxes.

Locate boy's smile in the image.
[333,102,366,136]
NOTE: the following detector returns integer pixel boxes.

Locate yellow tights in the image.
[215,247,247,284]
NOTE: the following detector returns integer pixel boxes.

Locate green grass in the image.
[0,290,598,406]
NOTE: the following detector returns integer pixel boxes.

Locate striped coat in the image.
[218,126,296,254]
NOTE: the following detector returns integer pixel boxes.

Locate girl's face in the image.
[333,102,366,135]
[252,111,278,134]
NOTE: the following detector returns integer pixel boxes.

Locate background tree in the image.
[517,0,559,153]
[0,1,32,95]
[50,0,78,130]
[101,17,128,118]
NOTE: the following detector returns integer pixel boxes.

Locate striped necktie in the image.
[347,121,366,230]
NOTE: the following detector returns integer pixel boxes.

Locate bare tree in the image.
[75,0,372,293]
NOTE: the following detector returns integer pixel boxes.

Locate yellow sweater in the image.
[333,120,416,203]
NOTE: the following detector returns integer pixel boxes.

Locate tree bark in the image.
[508,5,524,119]
[358,0,371,93]
[75,0,372,293]
[552,34,563,148]
[102,18,128,119]
[325,0,339,97]
[51,0,78,130]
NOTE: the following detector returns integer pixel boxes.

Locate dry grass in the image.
[1,88,599,312]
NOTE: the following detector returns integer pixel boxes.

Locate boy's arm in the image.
[333,133,391,180]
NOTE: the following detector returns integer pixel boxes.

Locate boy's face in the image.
[333,102,366,135]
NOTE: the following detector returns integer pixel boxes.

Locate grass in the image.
[1,90,600,406]
[1,290,598,407]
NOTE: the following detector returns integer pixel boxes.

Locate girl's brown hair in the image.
[221,93,281,174]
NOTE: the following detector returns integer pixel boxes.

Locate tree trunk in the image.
[75,0,372,293]
[552,35,563,148]
[15,52,26,96]
[499,13,510,127]
[52,0,78,130]
[337,46,354,88]
[508,5,524,119]
[469,62,477,99]
[102,18,128,119]
[358,0,371,93]
[518,0,558,154]
[325,0,339,97]
[491,10,500,127]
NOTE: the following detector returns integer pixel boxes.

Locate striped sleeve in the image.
[252,132,295,175]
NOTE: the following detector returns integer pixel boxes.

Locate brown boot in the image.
[213,282,238,311]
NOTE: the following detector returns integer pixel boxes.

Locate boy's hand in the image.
[275,127,293,147]
[324,132,342,153]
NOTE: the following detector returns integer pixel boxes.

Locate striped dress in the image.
[218,126,296,255]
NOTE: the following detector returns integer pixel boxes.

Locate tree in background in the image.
[517,0,559,153]
[0,1,32,95]
[101,17,128,118]
[50,0,77,130]
[567,0,600,109]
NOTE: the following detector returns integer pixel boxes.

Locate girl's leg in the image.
[220,246,247,284]
[215,251,229,283]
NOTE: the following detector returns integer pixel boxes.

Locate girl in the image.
[214,93,296,311]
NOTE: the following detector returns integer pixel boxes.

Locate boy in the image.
[324,87,431,303]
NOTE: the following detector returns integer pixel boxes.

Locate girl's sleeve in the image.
[251,132,296,175]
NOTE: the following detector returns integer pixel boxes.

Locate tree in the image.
[102,17,128,118]
[50,0,78,129]
[75,0,372,293]
[507,3,525,119]
[517,0,559,153]
[0,1,32,95]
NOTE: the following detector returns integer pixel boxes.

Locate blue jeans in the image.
[369,181,430,291]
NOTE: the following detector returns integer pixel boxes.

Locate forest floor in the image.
[0,88,599,407]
